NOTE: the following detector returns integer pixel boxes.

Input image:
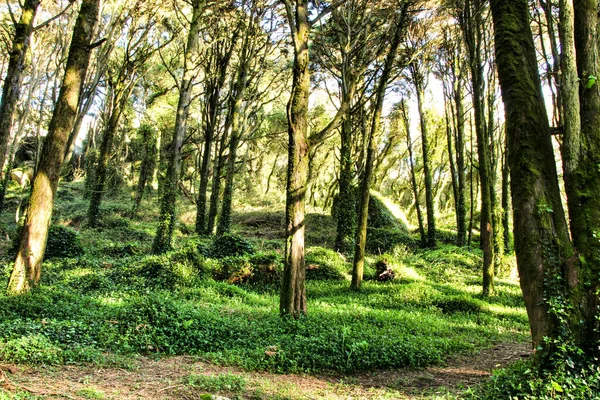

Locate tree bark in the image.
[7,0,100,295]
[567,0,600,354]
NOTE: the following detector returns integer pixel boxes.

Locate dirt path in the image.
[0,342,530,399]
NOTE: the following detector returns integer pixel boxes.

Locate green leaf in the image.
[586,75,597,89]
[551,380,564,393]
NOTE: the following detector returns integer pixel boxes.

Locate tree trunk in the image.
[7,0,100,295]
[217,114,241,236]
[0,0,41,180]
[454,68,467,247]
[196,42,235,235]
[501,142,511,253]
[280,0,309,317]
[153,0,203,253]
[400,100,425,245]
[567,0,600,355]
[462,0,494,295]
[351,12,406,290]
[88,83,132,227]
[132,125,157,216]
[490,0,577,349]
[334,106,356,253]
[411,67,436,247]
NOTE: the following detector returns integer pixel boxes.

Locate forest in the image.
[0,0,598,398]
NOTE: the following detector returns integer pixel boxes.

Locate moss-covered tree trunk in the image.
[7,0,100,295]
[501,142,511,253]
[454,67,467,247]
[88,81,133,227]
[567,0,600,354]
[0,0,40,183]
[207,111,232,234]
[153,0,203,253]
[334,97,357,253]
[461,0,494,295]
[490,0,578,349]
[351,11,406,290]
[410,65,436,247]
[280,0,309,317]
[217,113,242,236]
[132,125,157,216]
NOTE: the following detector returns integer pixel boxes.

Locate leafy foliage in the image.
[209,233,255,259]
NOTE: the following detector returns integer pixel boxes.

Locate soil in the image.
[0,342,530,400]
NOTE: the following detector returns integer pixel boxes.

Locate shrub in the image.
[98,242,141,258]
[305,247,348,280]
[110,246,208,289]
[0,334,63,365]
[98,215,130,229]
[366,228,417,254]
[209,233,255,259]
[214,252,282,286]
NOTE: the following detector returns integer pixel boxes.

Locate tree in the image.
[87,5,159,227]
[407,21,437,248]
[457,0,494,295]
[7,0,101,295]
[153,0,204,253]
[279,0,310,317]
[351,5,408,290]
[490,0,577,352]
[0,0,41,199]
[195,15,238,235]
[564,0,600,355]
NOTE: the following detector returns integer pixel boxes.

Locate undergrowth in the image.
[0,182,530,390]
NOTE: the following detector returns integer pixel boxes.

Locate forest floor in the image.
[0,183,530,399]
[0,341,529,399]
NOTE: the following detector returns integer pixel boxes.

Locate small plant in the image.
[185,373,247,394]
[209,233,255,259]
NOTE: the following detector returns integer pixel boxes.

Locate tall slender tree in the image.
[7,0,101,295]
[153,0,204,253]
[351,6,408,290]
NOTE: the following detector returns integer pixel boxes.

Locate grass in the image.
[0,181,530,398]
